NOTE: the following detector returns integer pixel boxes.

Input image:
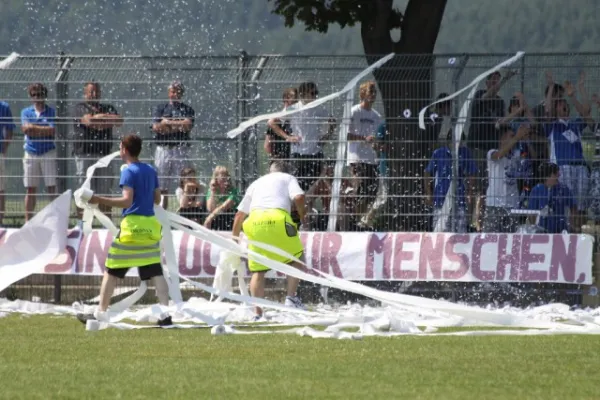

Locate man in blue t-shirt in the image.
[424,131,477,232]
[544,77,594,229]
[20,83,57,222]
[78,134,172,326]
[0,101,16,226]
[528,162,577,233]
[151,80,195,211]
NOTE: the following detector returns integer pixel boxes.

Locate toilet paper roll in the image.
[79,188,94,202]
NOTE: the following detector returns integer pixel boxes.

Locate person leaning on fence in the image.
[76,133,172,327]
[21,83,58,222]
[0,101,16,226]
[288,82,336,192]
[231,160,307,320]
[424,130,477,233]
[527,162,577,234]
[346,80,384,229]
[72,82,123,217]
[204,165,240,230]
[265,87,299,164]
[543,72,594,230]
[176,167,206,225]
[483,125,530,233]
[152,80,195,211]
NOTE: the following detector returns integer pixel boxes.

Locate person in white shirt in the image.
[232,161,307,319]
[288,82,336,191]
[483,125,530,232]
[347,80,384,219]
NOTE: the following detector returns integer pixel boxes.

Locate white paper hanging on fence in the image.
[0,191,70,292]
[225,53,395,139]
[0,53,19,69]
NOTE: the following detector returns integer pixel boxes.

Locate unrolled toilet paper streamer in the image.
[68,151,598,333]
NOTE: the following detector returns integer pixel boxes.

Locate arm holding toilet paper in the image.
[88,187,133,209]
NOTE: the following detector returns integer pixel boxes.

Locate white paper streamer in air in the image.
[0,52,19,70]
[225,53,395,139]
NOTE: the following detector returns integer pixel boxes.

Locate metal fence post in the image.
[236,50,249,191]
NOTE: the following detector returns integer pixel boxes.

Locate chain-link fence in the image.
[1,52,598,305]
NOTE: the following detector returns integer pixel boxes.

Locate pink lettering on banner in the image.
[392,233,419,280]
[82,232,112,273]
[520,234,548,281]
[365,233,392,279]
[550,235,583,283]
[443,234,470,280]
[311,233,322,272]
[45,229,83,273]
[418,233,444,280]
[179,233,199,276]
[188,237,203,277]
[202,241,216,276]
[320,233,343,277]
[497,234,521,281]
[471,234,498,281]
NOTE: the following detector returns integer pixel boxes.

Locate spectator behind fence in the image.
[543,74,594,228]
[21,83,57,222]
[289,82,336,191]
[483,125,530,233]
[424,130,477,233]
[468,70,516,231]
[496,92,541,206]
[72,82,123,216]
[0,101,15,226]
[304,161,354,231]
[346,80,384,226]
[265,87,299,164]
[426,93,454,146]
[528,162,577,233]
[176,167,206,225]
[204,166,240,230]
[358,121,389,230]
[532,73,565,123]
[152,80,195,211]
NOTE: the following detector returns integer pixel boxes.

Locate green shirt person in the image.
[204,165,240,230]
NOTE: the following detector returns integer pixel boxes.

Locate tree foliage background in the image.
[1,0,599,55]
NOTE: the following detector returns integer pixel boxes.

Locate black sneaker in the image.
[158,316,173,327]
[76,313,96,325]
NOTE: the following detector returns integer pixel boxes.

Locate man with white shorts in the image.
[21,83,57,222]
[151,81,195,210]
[0,101,16,226]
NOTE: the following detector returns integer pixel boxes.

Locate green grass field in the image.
[1,315,599,400]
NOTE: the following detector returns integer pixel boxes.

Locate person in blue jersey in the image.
[543,72,594,229]
[528,163,577,233]
[0,101,16,226]
[77,134,172,326]
[424,130,477,233]
[21,83,57,222]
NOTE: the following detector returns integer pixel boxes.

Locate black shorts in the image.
[106,263,163,281]
[350,163,379,200]
[292,153,324,191]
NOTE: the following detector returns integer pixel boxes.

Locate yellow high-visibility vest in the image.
[106,214,162,269]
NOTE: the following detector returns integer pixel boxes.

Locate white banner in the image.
[0,229,592,284]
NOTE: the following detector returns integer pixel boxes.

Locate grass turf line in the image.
[0,315,599,399]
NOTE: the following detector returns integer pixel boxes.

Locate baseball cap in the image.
[169,80,185,93]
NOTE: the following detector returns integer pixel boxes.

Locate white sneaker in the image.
[285,296,306,310]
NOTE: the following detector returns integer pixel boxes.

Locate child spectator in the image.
[305,161,354,231]
[176,167,206,225]
[528,163,577,233]
[483,125,529,233]
[424,131,477,233]
[204,166,240,231]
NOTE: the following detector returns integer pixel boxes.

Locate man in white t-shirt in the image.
[288,82,336,191]
[483,125,530,233]
[232,161,307,319]
[347,80,384,219]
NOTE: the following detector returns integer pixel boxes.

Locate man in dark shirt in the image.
[152,80,195,210]
[72,82,123,215]
[265,87,298,165]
